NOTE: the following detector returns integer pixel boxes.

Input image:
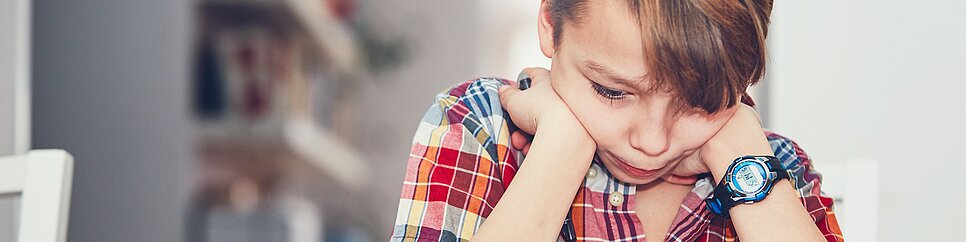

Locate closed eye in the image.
[591,82,628,103]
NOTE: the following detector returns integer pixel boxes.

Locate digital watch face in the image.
[730,161,767,194]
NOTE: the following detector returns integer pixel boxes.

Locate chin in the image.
[597,154,673,185]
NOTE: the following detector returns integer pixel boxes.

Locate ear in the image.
[537,0,555,58]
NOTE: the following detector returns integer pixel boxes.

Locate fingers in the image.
[663,174,699,185]
[511,131,528,150]
[499,67,548,113]
[499,67,555,136]
[663,152,704,185]
[498,84,520,110]
[511,130,534,155]
[520,67,550,82]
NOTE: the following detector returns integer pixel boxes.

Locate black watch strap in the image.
[707,155,788,217]
[709,179,739,215]
[765,156,790,180]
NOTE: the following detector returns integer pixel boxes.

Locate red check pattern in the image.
[391,78,844,241]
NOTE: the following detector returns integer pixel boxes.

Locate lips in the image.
[614,158,664,178]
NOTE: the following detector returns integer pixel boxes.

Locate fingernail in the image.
[517,72,531,91]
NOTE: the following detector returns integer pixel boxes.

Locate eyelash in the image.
[591,82,628,104]
[589,80,713,115]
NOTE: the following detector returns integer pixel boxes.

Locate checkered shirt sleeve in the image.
[391,78,521,242]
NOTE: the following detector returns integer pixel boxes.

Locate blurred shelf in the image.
[200,0,362,76]
[196,115,367,190]
[189,1,377,240]
[193,0,368,190]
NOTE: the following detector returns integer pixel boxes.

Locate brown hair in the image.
[548,0,773,113]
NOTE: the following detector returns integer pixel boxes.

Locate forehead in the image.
[562,1,647,86]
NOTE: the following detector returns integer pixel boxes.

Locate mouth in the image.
[613,157,665,178]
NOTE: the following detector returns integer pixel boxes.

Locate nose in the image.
[629,116,671,157]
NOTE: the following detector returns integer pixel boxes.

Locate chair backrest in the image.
[0,150,73,242]
[815,158,879,242]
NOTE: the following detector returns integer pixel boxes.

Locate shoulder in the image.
[431,77,512,120]
[393,78,521,241]
[440,77,511,98]
[764,131,815,172]
[417,77,515,158]
[417,77,512,127]
[408,76,522,187]
[764,131,827,193]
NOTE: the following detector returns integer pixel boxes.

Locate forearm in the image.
[706,141,824,242]
[472,120,596,241]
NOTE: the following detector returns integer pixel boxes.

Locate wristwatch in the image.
[706,155,789,216]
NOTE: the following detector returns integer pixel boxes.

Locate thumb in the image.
[498,84,520,109]
[498,83,537,134]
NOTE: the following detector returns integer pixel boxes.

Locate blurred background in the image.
[0,0,964,241]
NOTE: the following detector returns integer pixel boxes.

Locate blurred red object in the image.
[327,0,356,21]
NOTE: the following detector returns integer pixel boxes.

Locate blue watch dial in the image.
[707,155,788,216]
[730,161,767,194]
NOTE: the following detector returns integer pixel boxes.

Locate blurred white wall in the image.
[768,0,966,241]
[477,1,550,78]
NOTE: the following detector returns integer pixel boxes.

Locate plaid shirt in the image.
[392,78,844,241]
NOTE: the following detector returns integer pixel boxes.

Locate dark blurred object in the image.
[356,24,409,75]
[194,39,228,119]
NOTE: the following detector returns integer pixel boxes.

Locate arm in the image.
[472,112,595,241]
[391,75,594,242]
[702,105,836,242]
[472,69,597,241]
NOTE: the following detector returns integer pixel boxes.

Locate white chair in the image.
[815,158,879,242]
[0,150,73,242]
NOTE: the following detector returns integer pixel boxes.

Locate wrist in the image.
[532,111,596,161]
[703,136,773,182]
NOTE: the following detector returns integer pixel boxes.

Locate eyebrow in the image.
[581,59,650,91]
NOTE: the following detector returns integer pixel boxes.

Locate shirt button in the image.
[586,166,598,180]
[609,191,623,206]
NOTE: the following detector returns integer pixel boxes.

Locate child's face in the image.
[542,1,738,185]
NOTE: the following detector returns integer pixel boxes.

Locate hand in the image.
[475,69,599,242]
[511,130,533,155]
[663,103,771,185]
[499,68,587,143]
[699,103,774,181]
[662,152,706,185]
